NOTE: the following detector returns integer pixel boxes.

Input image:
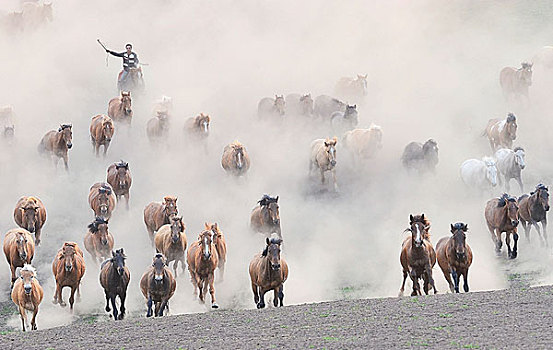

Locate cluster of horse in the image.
[0,1,53,34]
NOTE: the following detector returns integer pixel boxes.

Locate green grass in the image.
[322,336,339,341]
[439,313,453,318]
[319,313,329,317]
[462,344,480,349]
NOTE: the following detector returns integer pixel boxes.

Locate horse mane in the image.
[88,216,108,233]
[115,160,129,169]
[230,141,243,148]
[258,194,278,206]
[58,124,72,131]
[506,113,516,123]
[262,237,282,256]
[451,222,468,232]
[513,146,524,153]
[521,62,532,69]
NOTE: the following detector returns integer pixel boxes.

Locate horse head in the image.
[102,119,114,142]
[163,196,178,219]
[520,62,533,86]
[535,184,550,212]
[231,142,246,170]
[259,195,280,226]
[505,113,517,140]
[274,95,285,115]
[344,105,358,125]
[206,222,222,245]
[115,161,130,189]
[120,91,132,115]
[97,185,113,217]
[15,232,29,261]
[152,253,167,283]
[299,94,314,115]
[61,242,78,272]
[409,214,431,243]
[58,124,72,149]
[450,222,468,260]
[20,264,36,295]
[356,74,369,94]
[262,237,283,271]
[4,125,14,138]
[324,137,338,167]
[483,157,498,187]
[513,147,525,170]
[199,230,214,260]
[170,216,185,244]
[88,217,109,245]
[197,113,210,134]
[498,194,519,227]
[111,248,126,276]
[369,124,383,149]
[21,199,39,233]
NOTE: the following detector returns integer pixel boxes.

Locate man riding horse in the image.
[105,43,143,91]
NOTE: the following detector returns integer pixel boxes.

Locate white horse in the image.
[342,125,382,164]
[460,157,498,192]
[495,147,525,192]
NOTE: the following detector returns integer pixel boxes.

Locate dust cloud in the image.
[1,0,553,329]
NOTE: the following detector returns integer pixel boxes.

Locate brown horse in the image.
[343,125,383,162]
[88,183,116,220]
[186,229,219,308]
[250,195,281,239]
[500,62,532,102]
[249,237,289,309]
[399,217,437,296]
[154,216,187,277]
[106,161,132,210]
[184,113,210,139]
[146,110,169,143]
[258,95,286,119]
[108,91,132,125]
[309,137,338,191]
[221,141,250,177]
[519,184,550,245]
[143,196,178,243]
[52,242,86,309]
[483,113,517,151]
[11,265,43,331]
[3,228,35,287]
[409,214,432,242]
[140,253,176,317]
[206,222,227,281]
[37,124,72,170]
[436,223,473,293]
[13,196,46,245]
[99,248,130,320]
[485,194,520,258]
[90,114,114,157]
[84,217,114,265]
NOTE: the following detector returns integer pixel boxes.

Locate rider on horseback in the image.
[105,43,140,89]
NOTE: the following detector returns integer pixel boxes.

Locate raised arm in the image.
[107,50,124,57]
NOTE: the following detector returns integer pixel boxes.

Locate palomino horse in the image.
[184,113,210,139]
[309,137,338,191]
[436,223,473,293]
[154,216,187,277]
[483,113,517,151]
[485,194,519,258]
[250,194,281,239]
[285,93,314,117]
[107,161,132,210]
[401,139,439,174]
[146,110,169,144]
[108,91,133,125]
[221,141,251,177]
[84,217,114,265]
[186,229,219,308]
[206,222,227,281]
[52,242,85,309]
[14,196,46,245]
[495,147,525,192]
[37,124,72,171]
[249,237,289,309]
[88,183,116,220]
[258,95,286,119]
[334,74,368,102]
[399,217,437,296]
[460,157,498,192]
[518,184,550,245]
[342,124,383,163]
[90,114,115,157]
[330,104,358,133]
[100,248,130,320]
[143,196,178,243]
[314,95,346,120]
[11,264,43,331]
[3,228,35,287]
[500,62,532,102]
[140,253,176,317]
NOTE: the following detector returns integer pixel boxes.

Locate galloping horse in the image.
[184,113,210,139]
[3,228,35,287]
[38,124,72,171]
[88,183,116,220]
[483,113,517,151]
[285,93,314,117]
[314,95,346,120]
[154,216,187,277]
[342,125,383,163]
[84,217,114,265]
[401,139,439,174]
[146,110,169,144]
[140,253,176,317]
[52,242,85,309]
[258,95,286,119]
[144,196,178,242]
[99,249,130,320]
[495,147,525,192]
[334,74,368,102]
[518,184,550,245]
[206,222,227,281]
[11,265,43,331]
[250,194,281,239]
[436,223,473,293]
[221,141,251,177]
[460,157,498,192]
[309,137,338,191]
[108,91,133,125]
[485,194,519,258]
[106,161,132,210]
[186,230,219,308]
[14,196,46,245]
[500,62,532,102]
[90,114,114,157]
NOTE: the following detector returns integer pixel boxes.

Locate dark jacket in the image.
[107,50,139,70]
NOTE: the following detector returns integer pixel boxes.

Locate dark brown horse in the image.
[186,230,219,308]
[249,237,289,309]
[154,216,187,277]
[207,222,227,281]
[106,161,132,210]
[485,194,519,258]
[90,114,115,157]
[143,196,178,243]
[37,124,72,170]
[436,223,473,293]
[3,228,35,287]
[84,217,114,265]
[250,195,281,239]
[139,253,176,317]
[52,242,86,309]
[13,196,47,245]
[108,91,133,125]
[99,248,130,320]
[88,183,116,220]
[518,184,550,245]
[483,113,517,151]
[11,264,43,331]
[500,62,532,102]
[399,217,437,296]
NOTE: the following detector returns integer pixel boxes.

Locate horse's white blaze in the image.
[415,225,422,243]
[203,236,209,257]
[237,152,242,168]
[203,121,208,133]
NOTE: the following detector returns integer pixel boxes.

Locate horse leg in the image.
[63,154,69,171]
[532,221,545,246]
[543,219,548,247]
[451,269,459,293]
[31,306,38,330]
[273,289,279,307]
[278,285,284,306]
[189,270,198,297]
[252,282,259,305]
[104,291,111,312]
[173,260,178,278]
[95,143,100,157]
[110,295,118,320]
[332,168,338,191]
[103,142,110,158]
[442,267,454,293]
[146,295,153,317]
[506,232,513,258]
[521,220,530,242]
[198,276,205,303]
[209,273,218,309]
[10,265,16,288]
[512,231,519,259]
[516,176,523,193]
[35,228,41,246]
[319,168,326,185]
[69,286,76,310]
[125,193,130,210]
[462,269,470,293]
[119,293,127,320]
[495,230,503,254]
[398,270,408,297]
[257,288,267,309]
[409,269,419,296]
[218,262,225,282]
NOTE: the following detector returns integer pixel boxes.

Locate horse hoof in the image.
[60,302,67,307]
[52,299,57,305]
[257,303,265,309]
[212,303,219,309]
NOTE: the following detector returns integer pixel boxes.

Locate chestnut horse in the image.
[221,141,251,177]
[3,228,35,287]
[207,222,227,281]
[483,113,517,152]
[52,242,86,309]
[250,194,281,239]
[88,183,116,220]
[90,114,114,157]
[519,184,550,245]
[485,194,520,258]
[11,264,43,331]
[500,62,532,102]
[309,137,338,191]
[399,216,437,296]
[186,230,219,308]
[146,110,169,143]
[100,248,130,320]
[249,237,289,309]
[436,223,473,293]
[108,91,133,125]
[140,253,176,317]
[13,196,46,245]
[106,161,132,210]
[84,217,114,265]
[37,124,72,170]
[143,196,178,243]
[154,216,187,277]
[184,113,210,139]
